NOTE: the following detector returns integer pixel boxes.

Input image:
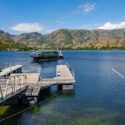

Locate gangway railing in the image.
[0,74,27,102]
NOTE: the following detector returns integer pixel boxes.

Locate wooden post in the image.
[13,76,16,92]
[57,84,62,91]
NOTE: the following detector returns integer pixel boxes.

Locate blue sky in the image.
[0,0,125,34]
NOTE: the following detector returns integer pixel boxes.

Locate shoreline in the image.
[0,48,125,51]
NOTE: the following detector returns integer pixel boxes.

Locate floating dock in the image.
[56,64,75,90]
[0,64,75,104]
[0,65,22,78]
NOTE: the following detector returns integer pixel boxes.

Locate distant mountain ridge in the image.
[1,28,125,49]
[0,30,14,38]
[0,30,32,50]
[12,32,43,45]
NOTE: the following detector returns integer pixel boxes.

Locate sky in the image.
[0,0,125,34]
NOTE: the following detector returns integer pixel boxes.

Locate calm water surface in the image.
[1,50,125,125]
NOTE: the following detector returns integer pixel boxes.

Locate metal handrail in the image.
[0,74,27,100]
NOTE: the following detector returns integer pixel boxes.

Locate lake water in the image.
[1,50,125,125]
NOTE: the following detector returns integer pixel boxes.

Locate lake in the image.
[1,50,125,125]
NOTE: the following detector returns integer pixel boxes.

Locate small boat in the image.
[31,50,64,61]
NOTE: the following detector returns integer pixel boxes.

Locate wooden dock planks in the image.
[56,65,75,84]
[0,65,23,78]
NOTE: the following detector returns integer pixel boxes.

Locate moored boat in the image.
[31,50,64,61]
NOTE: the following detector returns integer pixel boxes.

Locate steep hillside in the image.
[11,29,125,49]
[42,29,125,49]
[12,32,43,45]
[1,28,125,50]
[0,36,32,50]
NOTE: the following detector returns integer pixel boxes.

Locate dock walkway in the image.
[25,64,75,96]
[0,65,22,78]
[56,65,75,84]
[0,64,75,104]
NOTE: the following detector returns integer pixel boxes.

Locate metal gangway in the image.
[0,74,27,103]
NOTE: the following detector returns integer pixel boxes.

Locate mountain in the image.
[12,32,43,45]
[0,30,13,38]
[0,30,32,50]
[1,28,125,50]
[12,28,125,49]
[39,29,125,49]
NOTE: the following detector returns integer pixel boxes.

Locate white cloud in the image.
[74,3,96,14]
[11,23,46,33]
[56,17,64,24]
[81,3,95,12]
[98,21,125,30]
